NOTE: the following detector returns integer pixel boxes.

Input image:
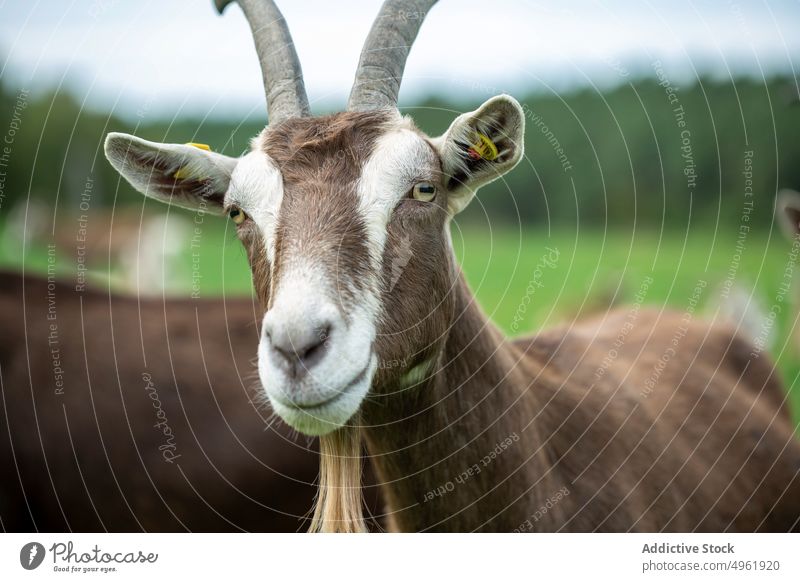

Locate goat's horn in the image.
[348,0,438,111]
[215,0,310,123]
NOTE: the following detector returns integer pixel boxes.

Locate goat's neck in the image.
[363,268,553,532]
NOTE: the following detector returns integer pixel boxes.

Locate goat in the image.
[0,269,385,531]
[102,0,800,532]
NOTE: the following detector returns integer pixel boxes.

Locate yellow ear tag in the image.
[467,132,499,162]
[186,142,211,151]
[174,142,212,180]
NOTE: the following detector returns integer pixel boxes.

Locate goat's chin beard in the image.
[263,383,371,532]
[309,422,368,533]
[260,354,375,532]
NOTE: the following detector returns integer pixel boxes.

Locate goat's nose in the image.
[263,312,335,379]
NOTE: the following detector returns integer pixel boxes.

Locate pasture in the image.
[3,218,798,424]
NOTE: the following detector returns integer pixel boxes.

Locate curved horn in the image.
[348,0,438,111]
[216,0,310,123]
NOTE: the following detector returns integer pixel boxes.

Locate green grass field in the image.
[3,219,798,423]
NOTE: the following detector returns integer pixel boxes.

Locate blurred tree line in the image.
[1,74,798,229]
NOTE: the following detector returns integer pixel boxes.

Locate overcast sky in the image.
[1,0,798,120]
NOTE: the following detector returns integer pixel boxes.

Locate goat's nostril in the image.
[266,319,334,378]
[313,324,331,350]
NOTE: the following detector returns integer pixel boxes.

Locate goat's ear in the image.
[104,133,238,212]
[432,95,525,214]
[777,189,800,240]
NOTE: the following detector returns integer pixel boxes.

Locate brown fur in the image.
[364,274,800,531]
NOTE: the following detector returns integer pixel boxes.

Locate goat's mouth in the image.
[263,355,376,436]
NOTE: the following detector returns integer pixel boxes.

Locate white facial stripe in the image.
[356,127,439,271]
[226,150,283,264]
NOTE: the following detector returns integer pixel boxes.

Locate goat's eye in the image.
[229,207,247,225]
[411,182,436,202]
